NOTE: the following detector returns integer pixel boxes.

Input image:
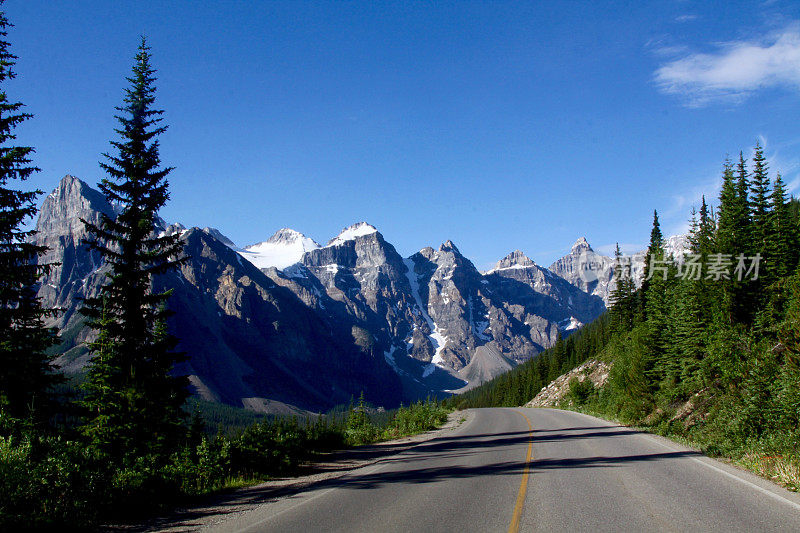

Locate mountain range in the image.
[34,175,687,414]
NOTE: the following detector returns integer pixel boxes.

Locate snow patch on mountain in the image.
[663,233,691,262]
[238,228,320,270]
[404,257,449,374]
[326,222,377,247]
[486,250,537,274]
[559,316,583,332]
[159,222,188,238]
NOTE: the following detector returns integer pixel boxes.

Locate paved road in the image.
[211,408,800,532]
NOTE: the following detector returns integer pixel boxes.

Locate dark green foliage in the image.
[568,377,594,405]
[768,174,796,278]
[749,143,770,257]
[80,39,187,461]
[0,5,59,421]
[184,397,267,435]
[639,210,664,318]
[609,244,635,334]
[717,157,755,325]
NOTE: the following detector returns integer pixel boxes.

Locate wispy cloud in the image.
[761,137,800,195]
[654,24,800,106]
[674,14,698,23]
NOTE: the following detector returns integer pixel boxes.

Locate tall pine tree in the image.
[716,159,753,324]
[609,243,634,334]
[717,160,740,255]
[768,173,795,278]
[749,143,771,261]
[80,38,187,461]
[735,152,752,253]
[0,6,59,420]
[639,210,664,320]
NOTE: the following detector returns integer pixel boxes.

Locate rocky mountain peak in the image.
[494,250,536,270]
[417,247,437,262]
[267,228,319,247]
[201,227,236,248]
[36,174,114,235]
[161,222,187,237]
[571,236,593,254]
[439,240,460,254]
[326,222,378,247]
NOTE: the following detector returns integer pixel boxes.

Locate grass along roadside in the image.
[548,393,800,494]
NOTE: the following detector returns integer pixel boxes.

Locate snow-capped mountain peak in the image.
[489,250,536,272]
[663,233,690,261]
[326,222,378,247]
[267,228,313,245]
[571,237,593,254]
[238,228,321,270]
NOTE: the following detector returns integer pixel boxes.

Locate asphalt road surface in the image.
[211,408,800,532]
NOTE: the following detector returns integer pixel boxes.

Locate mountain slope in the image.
[34,175,609,411]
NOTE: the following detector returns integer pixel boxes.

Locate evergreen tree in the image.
[696,195,715,256]
[768,173,795,278]
[639,211,672,387]
[80,38,187,461]
[639,210,663,320]
[749,143,771,261]
[644,210,663,273]
[547,332,566,382]
[735,152,752,253]
[0,7,59,420]
[715,159,754,324]
[609,243,634,334]
[717,161,739,255]
[669,207,711,389]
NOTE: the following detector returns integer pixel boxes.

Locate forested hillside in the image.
[453,148,800,490]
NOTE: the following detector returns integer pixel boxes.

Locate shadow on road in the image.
[124,421,701,531]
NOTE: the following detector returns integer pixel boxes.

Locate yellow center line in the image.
[508,409,534,533]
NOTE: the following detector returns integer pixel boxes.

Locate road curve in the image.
[210,408,800,533]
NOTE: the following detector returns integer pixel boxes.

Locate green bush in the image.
[0,431,107,529]
[568,378,594,406]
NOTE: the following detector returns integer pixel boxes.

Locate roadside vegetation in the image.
[453,149,800,493]
[0,396,450,528]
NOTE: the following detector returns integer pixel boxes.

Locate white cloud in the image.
[654,25,800,106]
[675,14,698,23]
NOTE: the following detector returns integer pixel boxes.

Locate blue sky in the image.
[8,0,800,269]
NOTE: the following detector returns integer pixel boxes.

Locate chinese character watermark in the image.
[576,250,763,284]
